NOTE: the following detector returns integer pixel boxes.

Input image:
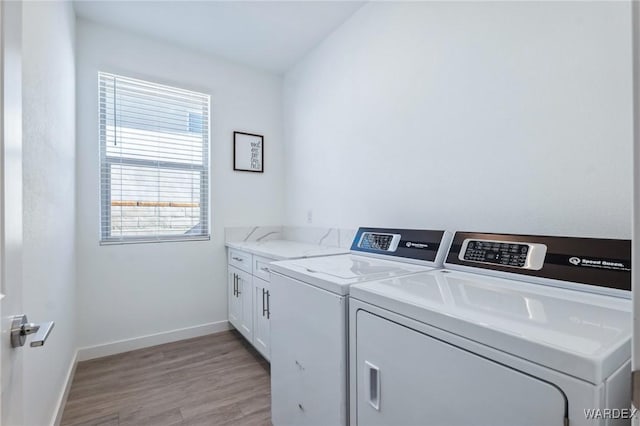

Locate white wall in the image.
[75,20,284,351]
[22,1,76,425]
[283,2,633,239]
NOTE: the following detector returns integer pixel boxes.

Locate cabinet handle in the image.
[366,361,381,411]
[233,274,237,296]
[266,290,271,319]
[232,256,243,262]
[236,275,242,296]
[262,288,267,317]
[260,266,270,273]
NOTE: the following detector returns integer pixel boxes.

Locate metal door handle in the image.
[260,266,270,273]
[262,288,267,317]
[10,314,55,348]
[232,256,243,262]
[266,290,271,319]
[236,274,241,296]
[29,321,54,347]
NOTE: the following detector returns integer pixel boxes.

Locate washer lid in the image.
[269,254,434,295]
[350,269,631,384]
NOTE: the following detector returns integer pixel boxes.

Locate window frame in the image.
[98,72,211,245]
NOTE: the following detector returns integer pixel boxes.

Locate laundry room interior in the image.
[1,0,638,425]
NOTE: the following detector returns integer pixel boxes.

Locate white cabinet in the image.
[227,249,273,361]
[228,265,253,342]
[253,277,271,360]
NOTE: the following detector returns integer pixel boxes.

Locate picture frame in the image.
[233,131,264,173]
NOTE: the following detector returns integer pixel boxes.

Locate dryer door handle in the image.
[365,361,380,411]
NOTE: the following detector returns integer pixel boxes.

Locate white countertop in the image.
[226,239,349,260]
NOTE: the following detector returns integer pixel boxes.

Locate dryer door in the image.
[355,310,567,426]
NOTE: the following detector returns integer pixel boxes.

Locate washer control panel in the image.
[350,228,449,264]
[357,232,401,252]
[459,239,547,270]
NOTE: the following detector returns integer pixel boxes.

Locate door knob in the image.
[10,314,54,348]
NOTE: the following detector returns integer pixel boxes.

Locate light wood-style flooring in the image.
[61,330,271,426]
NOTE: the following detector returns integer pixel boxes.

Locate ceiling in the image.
[73,1,365,74]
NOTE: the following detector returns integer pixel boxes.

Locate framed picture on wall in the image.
[233,131,264,173]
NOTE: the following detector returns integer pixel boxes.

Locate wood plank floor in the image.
[61,330,271,426]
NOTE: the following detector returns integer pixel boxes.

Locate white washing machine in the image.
[349,232,632,426]
[269,227,453,426]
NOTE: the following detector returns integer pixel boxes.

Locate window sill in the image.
[100,235,211,246]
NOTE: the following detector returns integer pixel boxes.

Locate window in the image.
[99,72,210,243]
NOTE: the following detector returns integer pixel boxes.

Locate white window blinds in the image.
[99,72,210,244]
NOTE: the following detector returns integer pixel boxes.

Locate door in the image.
[253,277,270,360]
[228,266,243,331]
[0,1,24,424]
[238,269,253,341]
[355,310,567,426]
[633,0,640,416]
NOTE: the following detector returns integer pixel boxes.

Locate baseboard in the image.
[51,350,78,426]
[76,320,231,361]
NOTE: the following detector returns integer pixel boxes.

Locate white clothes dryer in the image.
[349,232,632,426]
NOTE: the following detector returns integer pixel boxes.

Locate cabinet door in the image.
[355,310,567,426]
[237,268,253,341]
[253,277,271,361]
[228,266,243,331]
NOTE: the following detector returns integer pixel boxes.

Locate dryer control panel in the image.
[446,232,632,292]
[460,239,547,270]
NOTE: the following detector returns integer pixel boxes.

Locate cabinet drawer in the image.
[254,256,275,282]
[228,249,253,273]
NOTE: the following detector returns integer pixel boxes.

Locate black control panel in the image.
[463,241,529,267]
[446,232,632,292]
